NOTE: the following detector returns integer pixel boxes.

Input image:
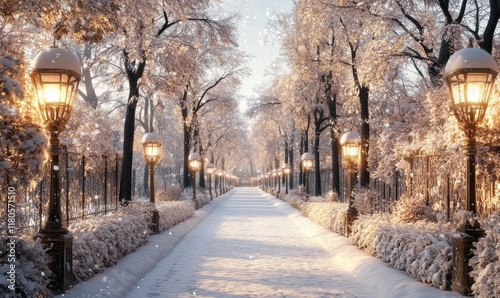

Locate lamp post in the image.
[188,152,201,208]
[31,47,82,293]
[218,170,223,194]
[301,152,314,198]
[206,163,215,200]
[444,47,498,295]
[277,169,283,195]
[283,163,291,194]
[142,132,162,234]
[340,132,361,236]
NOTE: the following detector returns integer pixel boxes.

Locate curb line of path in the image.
[58,191,234,298]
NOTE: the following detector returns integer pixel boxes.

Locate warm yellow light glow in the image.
[206,164,215,174]
[189,160,201,171]
[42,84,61,103]
[302,159,313,170]
[342,145,360,159]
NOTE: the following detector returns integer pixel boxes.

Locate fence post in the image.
[104,154,108,214]
[115,154,119,209]
[81,155,86,220]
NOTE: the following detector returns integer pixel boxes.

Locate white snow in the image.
[58,187,462,298]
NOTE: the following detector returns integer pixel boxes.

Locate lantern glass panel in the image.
[342,144,360,159]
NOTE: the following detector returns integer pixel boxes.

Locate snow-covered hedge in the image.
[157,201,195,232]
[0,237,52,298]
[301,201,346,235]
[69,199,195,282]
[471,212,500,297]
[69,201,153,281]
[351,215,454,290]
[180,187,210,209]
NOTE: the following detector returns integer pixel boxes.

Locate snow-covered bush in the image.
[300,201,347,234]
[0,22,47,189]
[0,237,52,298]
[392,194,437,223]
[69,201,153,281]
[471,212,500,297]
[180,187,210,209]
[326,190,339,202]
[157,185,183,202]
[157,201,195,232]
[351,216,454,290]
[282,189,306,210]
[353,187,382,215]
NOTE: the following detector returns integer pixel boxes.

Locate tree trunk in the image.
[359,85,370,188]
[119,99,138,204]
[118,53,145,204]
[183,125,191,188]
[81,45,99,109]
[289,145,294,189]
[314,129,321,196]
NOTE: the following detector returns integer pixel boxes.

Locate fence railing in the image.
[17,151,122,236]
[291,154,498,220]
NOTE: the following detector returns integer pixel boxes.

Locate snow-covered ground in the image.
[59,187,463,298]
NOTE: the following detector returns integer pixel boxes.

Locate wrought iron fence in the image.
[292,154,498,220]
[17,150,122,236]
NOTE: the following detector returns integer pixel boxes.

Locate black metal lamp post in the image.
[206,163,215,200]
[283,163,291,194]
[264,173,268,191]
[340,132,361,236]
[31,47,82,293]
[226,172,231,191]
[188,152,201,208]
[277,169,283,195]
[445,47,498,295]
[218,170,223,194]
[271,169,276,192]
[301,152,314,198]
[142,132,162,234]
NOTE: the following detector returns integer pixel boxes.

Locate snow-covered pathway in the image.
[60,187,462,298]
[123,187,460,298]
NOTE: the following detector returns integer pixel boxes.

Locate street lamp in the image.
[272,169,277,192]
[301,152,314,198]
[340,132,361,236]
[218,170,223,194]
[445,47,498,295]
[277,169,283,195]
[188,152,201,208]
[265,172,270,191]
[142,132,162,234]
[31,47,82,293]
[206,163,215,200]
[282,163,291,194]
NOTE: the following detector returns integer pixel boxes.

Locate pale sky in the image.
[221,0,294,108]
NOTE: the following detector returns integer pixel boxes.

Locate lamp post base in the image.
[344,207,358,236]
[150,209,160,234]
[36,231,74,294]
[451,224,484,296]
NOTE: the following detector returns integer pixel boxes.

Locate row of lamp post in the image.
[28,41,497,296]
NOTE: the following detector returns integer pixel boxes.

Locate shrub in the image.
[392,194,437,224]
[69,201,152,282]
[353,187,382,215]
[157,185,183,202]
[157,201,195,232]
[0,237,52,298]
[471,212,500,297]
